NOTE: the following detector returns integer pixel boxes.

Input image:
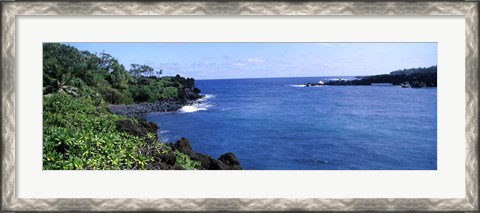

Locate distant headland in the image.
[305,66,437,88]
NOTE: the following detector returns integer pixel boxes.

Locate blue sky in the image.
[66,43,437,80]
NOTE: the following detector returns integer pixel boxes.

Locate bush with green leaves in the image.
[43,93,200,170]
[43,93,150,169]
[174,150,201,170]
[160,86,178,100]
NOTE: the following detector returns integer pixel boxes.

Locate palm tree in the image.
[43,72,78,96]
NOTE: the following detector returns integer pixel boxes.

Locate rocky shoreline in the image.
[107,75,242,170]
[170,137,242,170]
[115,117,242,170]
[108,75,205,116]
[108,99,197,116]
[108,96,243,169]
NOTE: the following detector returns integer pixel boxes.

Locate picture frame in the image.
[1,1,478,211]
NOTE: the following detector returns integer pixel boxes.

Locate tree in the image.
[109,63,131,90]
[156,69,163,77]
[129,64,156,79]
[43,43,86,96]
[98,51,116,74]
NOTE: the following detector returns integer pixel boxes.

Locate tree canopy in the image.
[43,43,183,104]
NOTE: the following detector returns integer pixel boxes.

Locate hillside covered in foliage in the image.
[43,43,202,104]
[42,43,241,170]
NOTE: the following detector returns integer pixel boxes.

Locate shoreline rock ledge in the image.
[115,117,242,170]
[171,138,242,170]
[108,99,192,116]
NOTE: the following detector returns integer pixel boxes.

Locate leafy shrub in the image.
[160,87,178,100]
[174,150,200,170]
[79,87,105,106]
[121,90,134,104]
[43,93,200,170]
[98,86,123,104]
[43,93,153,170]
[129,86,154,103]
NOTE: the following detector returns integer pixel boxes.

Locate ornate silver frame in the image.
[1,1,478,212]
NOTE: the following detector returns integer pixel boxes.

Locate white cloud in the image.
[231,62,246,67]
[247,57,265,63]
[316,43,333,47]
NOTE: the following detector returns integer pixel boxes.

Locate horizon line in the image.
[194,75,363,81]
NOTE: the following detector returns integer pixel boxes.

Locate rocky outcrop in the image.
[145,148,184,170]
[115,118,159,143]
[171,138,242,170]
[174,74,203,100]
[400,81,427,88]
[400,81,411,88]
[115,117,242,170]
[304,82,324,87]
[108,75,204,116]
[410,81,427,88]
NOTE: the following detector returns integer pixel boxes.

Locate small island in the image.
[42,43,241,170]
[304,66,437,88]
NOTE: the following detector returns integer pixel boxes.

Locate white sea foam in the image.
[328,78,349,81]
[158,130,171,141]
[196,94,216,102]
[159,130,170,134]
[287,84,325,87]
[180,95,213,113]
[287,84,306,87]
[203,94,216,99]
[180,105,208,113]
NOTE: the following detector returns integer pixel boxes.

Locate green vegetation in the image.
[43,43,188,104]
[174,150,201,170]
[389,66,437,76]
[42,43,200,170]
[43,93,151,169]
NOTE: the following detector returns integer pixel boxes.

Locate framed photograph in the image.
[2,1,478,211]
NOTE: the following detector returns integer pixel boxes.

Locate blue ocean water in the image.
[144,77,437,170]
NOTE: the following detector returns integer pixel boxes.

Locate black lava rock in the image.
[171,138,242,170]
[411,81,427,88]
[115,118,158,143]
[172,137,194,156]
[219,152,240,166]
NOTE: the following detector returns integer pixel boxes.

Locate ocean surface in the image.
[143,77,437,170]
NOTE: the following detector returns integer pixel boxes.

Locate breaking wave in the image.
[287,84,306,87]
[179,94,214,113]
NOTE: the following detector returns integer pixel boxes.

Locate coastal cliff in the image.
[108,75,203,116]
[42,43,241,170]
